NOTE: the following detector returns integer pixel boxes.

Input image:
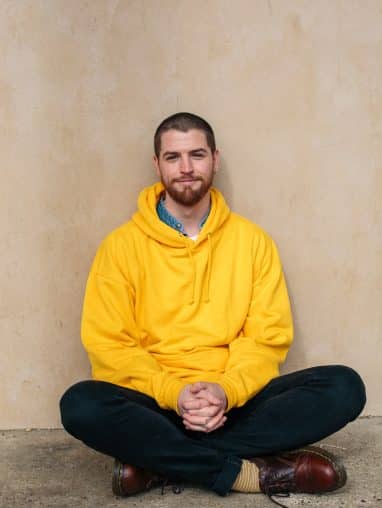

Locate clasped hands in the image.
[177,382,227,433]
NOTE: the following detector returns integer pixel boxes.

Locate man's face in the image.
[153,129,219,207]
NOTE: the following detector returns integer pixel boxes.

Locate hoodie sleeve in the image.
[81,235,187,412]
[219,233,293,411]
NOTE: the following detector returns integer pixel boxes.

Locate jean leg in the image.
[200,365,366,457]
[60,380,241,495]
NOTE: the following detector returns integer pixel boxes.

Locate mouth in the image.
[175,178,201,183]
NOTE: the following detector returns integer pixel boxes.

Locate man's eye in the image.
[192,153,204,159]
[166,155,178,161]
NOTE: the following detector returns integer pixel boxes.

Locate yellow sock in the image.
[231,459,260,493]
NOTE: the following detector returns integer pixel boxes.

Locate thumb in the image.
[190,382,207,393]
[196,390,220,405]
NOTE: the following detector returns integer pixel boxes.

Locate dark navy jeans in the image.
[60,365,366,496]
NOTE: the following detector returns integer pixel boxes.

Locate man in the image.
[60,112,366,506]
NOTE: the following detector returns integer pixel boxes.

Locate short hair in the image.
[154,112,216,157]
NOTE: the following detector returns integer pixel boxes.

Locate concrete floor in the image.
[0,417,381,508]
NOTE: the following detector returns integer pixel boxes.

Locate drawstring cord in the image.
[184,232,212,305]
[185,240,196,305]
[204,233,212,303]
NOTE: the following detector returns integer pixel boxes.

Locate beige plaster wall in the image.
[1,0,381,428]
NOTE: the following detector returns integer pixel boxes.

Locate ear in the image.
[213,149,220,174]
[153,155,161,177]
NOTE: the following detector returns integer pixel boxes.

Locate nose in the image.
[179,155,193,174]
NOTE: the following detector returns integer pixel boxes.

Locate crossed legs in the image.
[60,365,366,495]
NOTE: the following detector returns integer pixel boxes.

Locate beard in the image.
[160,173,214,206]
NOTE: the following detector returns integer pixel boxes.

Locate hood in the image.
[132,182,231,304]
[132,182,230,247]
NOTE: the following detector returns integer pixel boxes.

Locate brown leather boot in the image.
[251,445,347,497]
[112,460,164,496]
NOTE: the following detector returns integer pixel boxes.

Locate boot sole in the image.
[112,459,126,496]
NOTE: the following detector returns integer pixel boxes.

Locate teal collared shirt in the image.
[156,196,210,236]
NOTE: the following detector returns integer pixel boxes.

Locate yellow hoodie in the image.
[81,182,293,412]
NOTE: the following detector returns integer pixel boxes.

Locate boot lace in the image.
[265,490,291,508]
[160,478,183,495]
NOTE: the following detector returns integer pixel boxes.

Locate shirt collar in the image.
[156,195,210,236]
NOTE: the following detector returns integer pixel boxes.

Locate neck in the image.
[164,192,211,237]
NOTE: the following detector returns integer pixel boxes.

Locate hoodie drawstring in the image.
[204,233,212,303]
[185,241,196,305]
[184,233,212,305]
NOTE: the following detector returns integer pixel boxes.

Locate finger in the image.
[186,405,221,418]
[182,413,212,426]
[205,418,227,433]
[205,411,225,431]
[189,382,207,393]
[183,414,227,433]
[183,422,207,432]
[205,415,227,433]
[182,398,210,411]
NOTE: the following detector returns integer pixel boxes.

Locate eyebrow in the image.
[162,148,208,157]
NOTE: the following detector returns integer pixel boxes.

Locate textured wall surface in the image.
[1,0,381,428]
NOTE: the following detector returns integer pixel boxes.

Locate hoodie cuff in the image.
[217,376,239,412]
[159,377,189,414]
